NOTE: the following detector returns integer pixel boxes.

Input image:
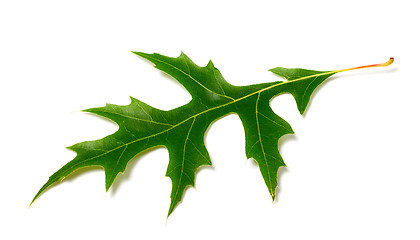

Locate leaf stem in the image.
[337,57,394,73]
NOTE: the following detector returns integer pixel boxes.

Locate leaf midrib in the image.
[66,70,338,173]
[255,92,273,193]
[170,117,196,211]
[32,69,337,203]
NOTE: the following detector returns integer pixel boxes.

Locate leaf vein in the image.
[172,117,196,206]
[145,54,235,101]
[132,100,153,121]
[258,112,290,131]
[188,139,208,161]
[92,109,173,127]
[109,145,128,181]
[255,93,273,191]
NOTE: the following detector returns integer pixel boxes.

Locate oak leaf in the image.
[32,52,393,216]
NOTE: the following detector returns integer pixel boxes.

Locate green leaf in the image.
[32,52,393,216]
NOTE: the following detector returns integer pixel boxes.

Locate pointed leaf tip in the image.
[167,203,176,218]
[131,51,149,59]
[206,59,214,67]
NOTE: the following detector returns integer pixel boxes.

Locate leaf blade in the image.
[33,52,393,216]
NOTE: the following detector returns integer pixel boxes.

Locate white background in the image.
[1,0,419,239]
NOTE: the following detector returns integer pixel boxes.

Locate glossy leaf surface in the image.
[32,52,393,216]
